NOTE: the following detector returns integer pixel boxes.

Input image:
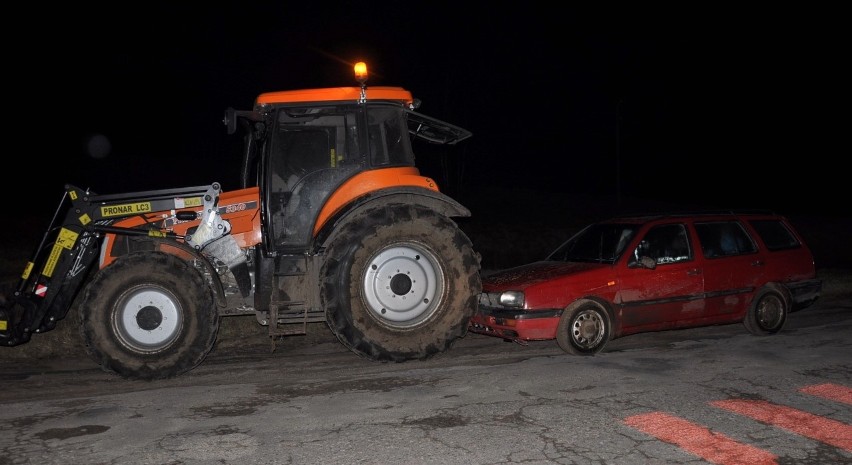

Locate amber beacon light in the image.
[354,61,368,84]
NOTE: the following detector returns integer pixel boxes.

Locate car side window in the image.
[694,221,757,258]
[749,219,802,251]
[632,224,691,265]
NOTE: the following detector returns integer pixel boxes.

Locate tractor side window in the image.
[270,129,331,193]
[367,106,414,167]
[268,128,332,244]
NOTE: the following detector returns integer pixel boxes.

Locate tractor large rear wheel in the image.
[321,204,481,362]
[78,252,219,380]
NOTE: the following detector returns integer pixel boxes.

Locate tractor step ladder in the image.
[268,253,324,351]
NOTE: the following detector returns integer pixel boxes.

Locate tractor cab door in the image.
[263,105,363,252]
[262,102,427,252]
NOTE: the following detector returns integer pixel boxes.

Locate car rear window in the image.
[694,221,757,258]
[748,219,802,251]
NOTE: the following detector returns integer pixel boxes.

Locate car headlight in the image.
[499,291,525,308]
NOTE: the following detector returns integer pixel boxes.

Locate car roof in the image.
[600,210,784,224]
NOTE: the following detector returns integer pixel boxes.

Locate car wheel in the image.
[744,286,788,335]
[556,300,611,355]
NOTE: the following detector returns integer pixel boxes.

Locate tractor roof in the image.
[255,86,414,106]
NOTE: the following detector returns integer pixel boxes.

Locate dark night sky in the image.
[9,4,846,218]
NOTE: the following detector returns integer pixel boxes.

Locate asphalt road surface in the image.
[1,272,850,465]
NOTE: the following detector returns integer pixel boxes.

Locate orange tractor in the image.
[0,62,481,380]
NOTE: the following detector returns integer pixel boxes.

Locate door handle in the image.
[687,269,701,276]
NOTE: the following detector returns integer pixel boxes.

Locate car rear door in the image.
[693,218,765,320]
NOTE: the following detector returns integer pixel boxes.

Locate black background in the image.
[7,4,846,217]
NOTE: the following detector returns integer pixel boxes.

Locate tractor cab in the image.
[224,62,472,253]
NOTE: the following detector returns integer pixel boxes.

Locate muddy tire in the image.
[556,300,611,355]
[744,286,788,335]
[78,252,219,380]
[321,204,481,362]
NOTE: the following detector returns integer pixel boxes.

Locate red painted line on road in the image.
[799,383,852,405]
[712,399,852,452]
[623,412,778,465]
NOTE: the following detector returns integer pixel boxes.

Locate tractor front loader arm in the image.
[0,183,229,347]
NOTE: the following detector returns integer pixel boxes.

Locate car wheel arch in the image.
[756,282,793,308]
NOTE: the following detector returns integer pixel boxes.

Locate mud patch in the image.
[403,413,469,429]
[158,425,258,461]
[9,410,74,429]
[494,411,527,425]
[799,364,852,379]
[257,376,439,400]
[717,388,768,401]
[346,376,436,393]
[190,405,257,418]
[187,397,271,418]
[51,398,96,409]
[35,424,109,440]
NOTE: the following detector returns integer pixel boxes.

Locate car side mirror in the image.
[640,256,656,269]
[629,256,657,270]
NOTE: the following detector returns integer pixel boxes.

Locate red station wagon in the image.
[468,212,822,354]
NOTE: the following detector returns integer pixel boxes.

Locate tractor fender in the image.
[101,237,229,307]
[315,186,470,250]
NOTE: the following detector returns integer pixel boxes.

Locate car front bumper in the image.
[468,307,562,341]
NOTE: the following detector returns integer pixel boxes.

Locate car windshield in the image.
[547,223,640,264]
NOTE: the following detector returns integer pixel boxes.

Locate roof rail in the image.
[612,209,779,220]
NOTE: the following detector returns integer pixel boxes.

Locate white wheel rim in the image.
[362,244,443,327]
[115,286,182,351]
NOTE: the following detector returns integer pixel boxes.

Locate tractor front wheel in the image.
[78,252,219,380]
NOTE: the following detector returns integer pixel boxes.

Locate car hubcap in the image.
[572,309,604,348]
[757,294,783,330]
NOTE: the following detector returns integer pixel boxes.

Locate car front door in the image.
[615,222,705,333]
